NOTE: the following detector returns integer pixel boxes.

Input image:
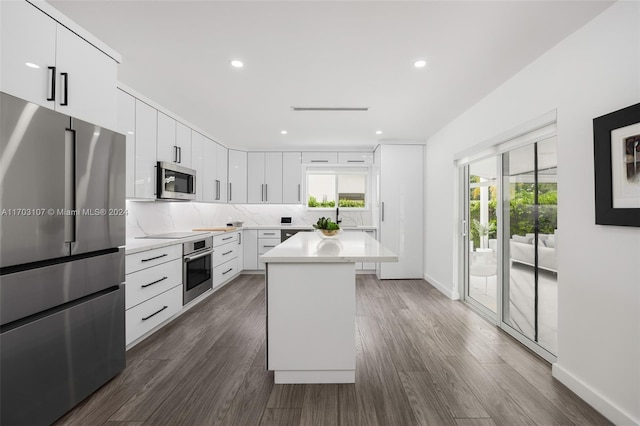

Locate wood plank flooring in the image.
[55,274,611,426]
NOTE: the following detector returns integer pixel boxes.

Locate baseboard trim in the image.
[552,363,639,426]
[424,273,459,300]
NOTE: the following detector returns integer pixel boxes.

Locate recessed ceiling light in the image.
[375,130,382,135]
[281,130,288,135]
[414,60,427,68]
[25,62,40,69]
[230,60,244,68]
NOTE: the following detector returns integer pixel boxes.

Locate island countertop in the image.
[260,231,397,263]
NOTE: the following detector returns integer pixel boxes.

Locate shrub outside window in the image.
[307,169,367,209]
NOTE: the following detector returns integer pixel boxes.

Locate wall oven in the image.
[183,236,213,305]
[157,161,196,201]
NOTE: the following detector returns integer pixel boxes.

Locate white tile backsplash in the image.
[126,201,372,238]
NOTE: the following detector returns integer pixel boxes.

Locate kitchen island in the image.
[260,231,397,384]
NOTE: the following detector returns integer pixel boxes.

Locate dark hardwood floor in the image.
[55,274,611,426]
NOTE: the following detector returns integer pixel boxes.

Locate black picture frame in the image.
[593,102,640,227]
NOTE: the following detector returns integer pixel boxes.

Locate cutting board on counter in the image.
[192,227,237,232]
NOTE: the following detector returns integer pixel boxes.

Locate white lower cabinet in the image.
[343,229,377,270]
[125,285,182,346]
[243,229,258,270]
[213,258,239,288]
[125,245,182,346]
[212,231,242,288]
[258,229,280,271]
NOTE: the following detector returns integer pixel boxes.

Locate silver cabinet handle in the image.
[263,245,276,248]
[222,236,233,241]
[347,160,365,163]
[178,146,182,163]
[222,250,233,255]
[215,180,220,200]
[174,146,179,163]
[311,160,328,163]
[298,183,301,202]
[142,306,168,321]
[222,268,233,275]
[264,232,276,235]
[261,184,264,202]
[184,249,213,262]
[60,72,69,106]
[265,183,268,202]
[229,182,232,201]
[381,202,385,222]
[141,276,168,288]
[238,233,242,244]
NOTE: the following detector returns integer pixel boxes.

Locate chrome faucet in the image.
[336,207,342,224]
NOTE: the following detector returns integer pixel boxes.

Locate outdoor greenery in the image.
[469,178,557,249]
[308,196,365,208]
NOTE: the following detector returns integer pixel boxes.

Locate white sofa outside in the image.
[509,232,557,273]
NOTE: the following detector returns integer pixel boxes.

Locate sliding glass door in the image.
[464,156,499,317]
[502,137,558,356]
[460,134,558,359]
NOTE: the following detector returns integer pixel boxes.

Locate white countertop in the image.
[242,225,377,231]
[125,231,221,254]
[260,231,396,263]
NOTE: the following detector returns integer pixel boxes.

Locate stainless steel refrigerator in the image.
[0,92,126,425]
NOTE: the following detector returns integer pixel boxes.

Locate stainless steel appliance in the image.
[183,236,213,305]
[157,161,196,201]
[281,228,312,242]
[0,92,126,425]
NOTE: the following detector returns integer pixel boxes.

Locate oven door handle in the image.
[184,249,214,263]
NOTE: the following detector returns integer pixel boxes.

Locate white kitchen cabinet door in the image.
[0,1,56,109]
[247,153,266,203]
[338,152,374,164]
[228,150,247,203]
[301,152,338,164]
[202,137,217,203]
[243,229,258,270]
[265,152,283,203]
[116,89,135,198]
[55,24,117,130]
[191,131,204,202]
[134,100,157,199]
[282,152,302,204]
[156,112,177,164]
[377,145,424,279]
[176,122,192,168]
[214,143,228,203]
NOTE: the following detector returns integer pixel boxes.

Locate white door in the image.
[215,143,228,203]
[55,24,117,130]
[0,1,56,108]
[265,152,283,203]
[247,152,266,203]
[116,90,135,198]
[228,150,247,203]
[378,145,424,279]
[134,100,157,199]
[202,137,217,202]
[176,122,192,168]
[282,152,302,204]
[156,112,177,164]
[191,131,204,201]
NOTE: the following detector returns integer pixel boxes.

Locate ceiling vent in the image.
[290,107,369,112]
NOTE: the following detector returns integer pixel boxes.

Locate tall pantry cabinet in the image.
[376,145,424,279]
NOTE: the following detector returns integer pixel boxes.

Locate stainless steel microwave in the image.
[156,161,196,201]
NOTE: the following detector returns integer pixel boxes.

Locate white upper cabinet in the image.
[282,152,302,204]
[248,152,282,203]
[191,131,204,202]
[301,152,338,164]
[202,137,217,203]
[1,1,56,109]
[156,112,177,163]
[228,150,248,203]
[214,143,228,203]
[338,152,374,164]
[116,90,135,198]
[134,100,157,199]
[176,122,192,168]
[1,1,118,130]
[54,25,117,130]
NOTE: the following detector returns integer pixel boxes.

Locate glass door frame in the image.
[458,150,557,364]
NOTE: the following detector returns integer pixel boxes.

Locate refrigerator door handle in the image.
[64,128,76,244]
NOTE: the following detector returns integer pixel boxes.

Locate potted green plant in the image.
[313,217,342,238]
[472,219,496,249]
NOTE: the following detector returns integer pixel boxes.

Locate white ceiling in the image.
[47,0,612,151]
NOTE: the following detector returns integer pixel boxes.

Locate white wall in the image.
[424,2,640,424]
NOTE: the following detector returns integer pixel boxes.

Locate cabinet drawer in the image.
[125,258,182,309]
[258,238,281,254]
[214,232,238,247]
[214,241,238,265]
[125,285,182,345]
[213,258,238,288]
[301,152,338,164]
[258,229,279,238]
[338,152,373,164]
[126,244,182,274]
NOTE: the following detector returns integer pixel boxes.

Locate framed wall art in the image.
[593,102,640,227]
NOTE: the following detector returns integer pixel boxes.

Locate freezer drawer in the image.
[0,285,125,426]
[0,249,124,326]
